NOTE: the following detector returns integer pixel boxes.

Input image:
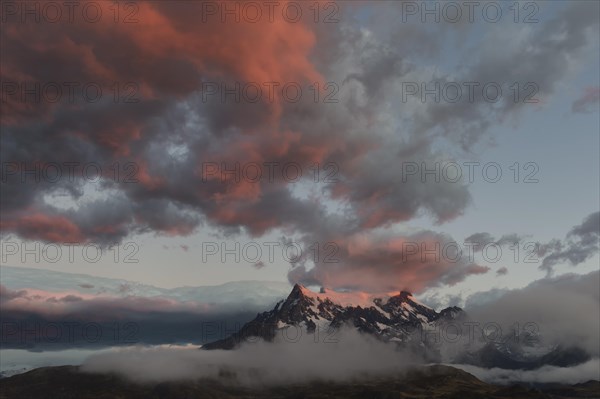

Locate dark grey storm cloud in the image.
[464,232,525,252]
[539,211,600,274]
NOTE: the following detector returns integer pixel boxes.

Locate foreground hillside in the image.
[1,365,598,399]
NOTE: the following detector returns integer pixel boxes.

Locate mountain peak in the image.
[386,290,414,301]
[288,283,312,299]
[387,290,415,303]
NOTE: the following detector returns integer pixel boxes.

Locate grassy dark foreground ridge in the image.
[0,365,598,399]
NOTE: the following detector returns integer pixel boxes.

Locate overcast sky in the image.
[1,1,598,305]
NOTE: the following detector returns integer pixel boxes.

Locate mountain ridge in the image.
[203,283,463,350]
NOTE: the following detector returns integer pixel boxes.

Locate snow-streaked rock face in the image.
[203,284,463,350]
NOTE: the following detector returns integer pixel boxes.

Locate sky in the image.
[0,0,599,307]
